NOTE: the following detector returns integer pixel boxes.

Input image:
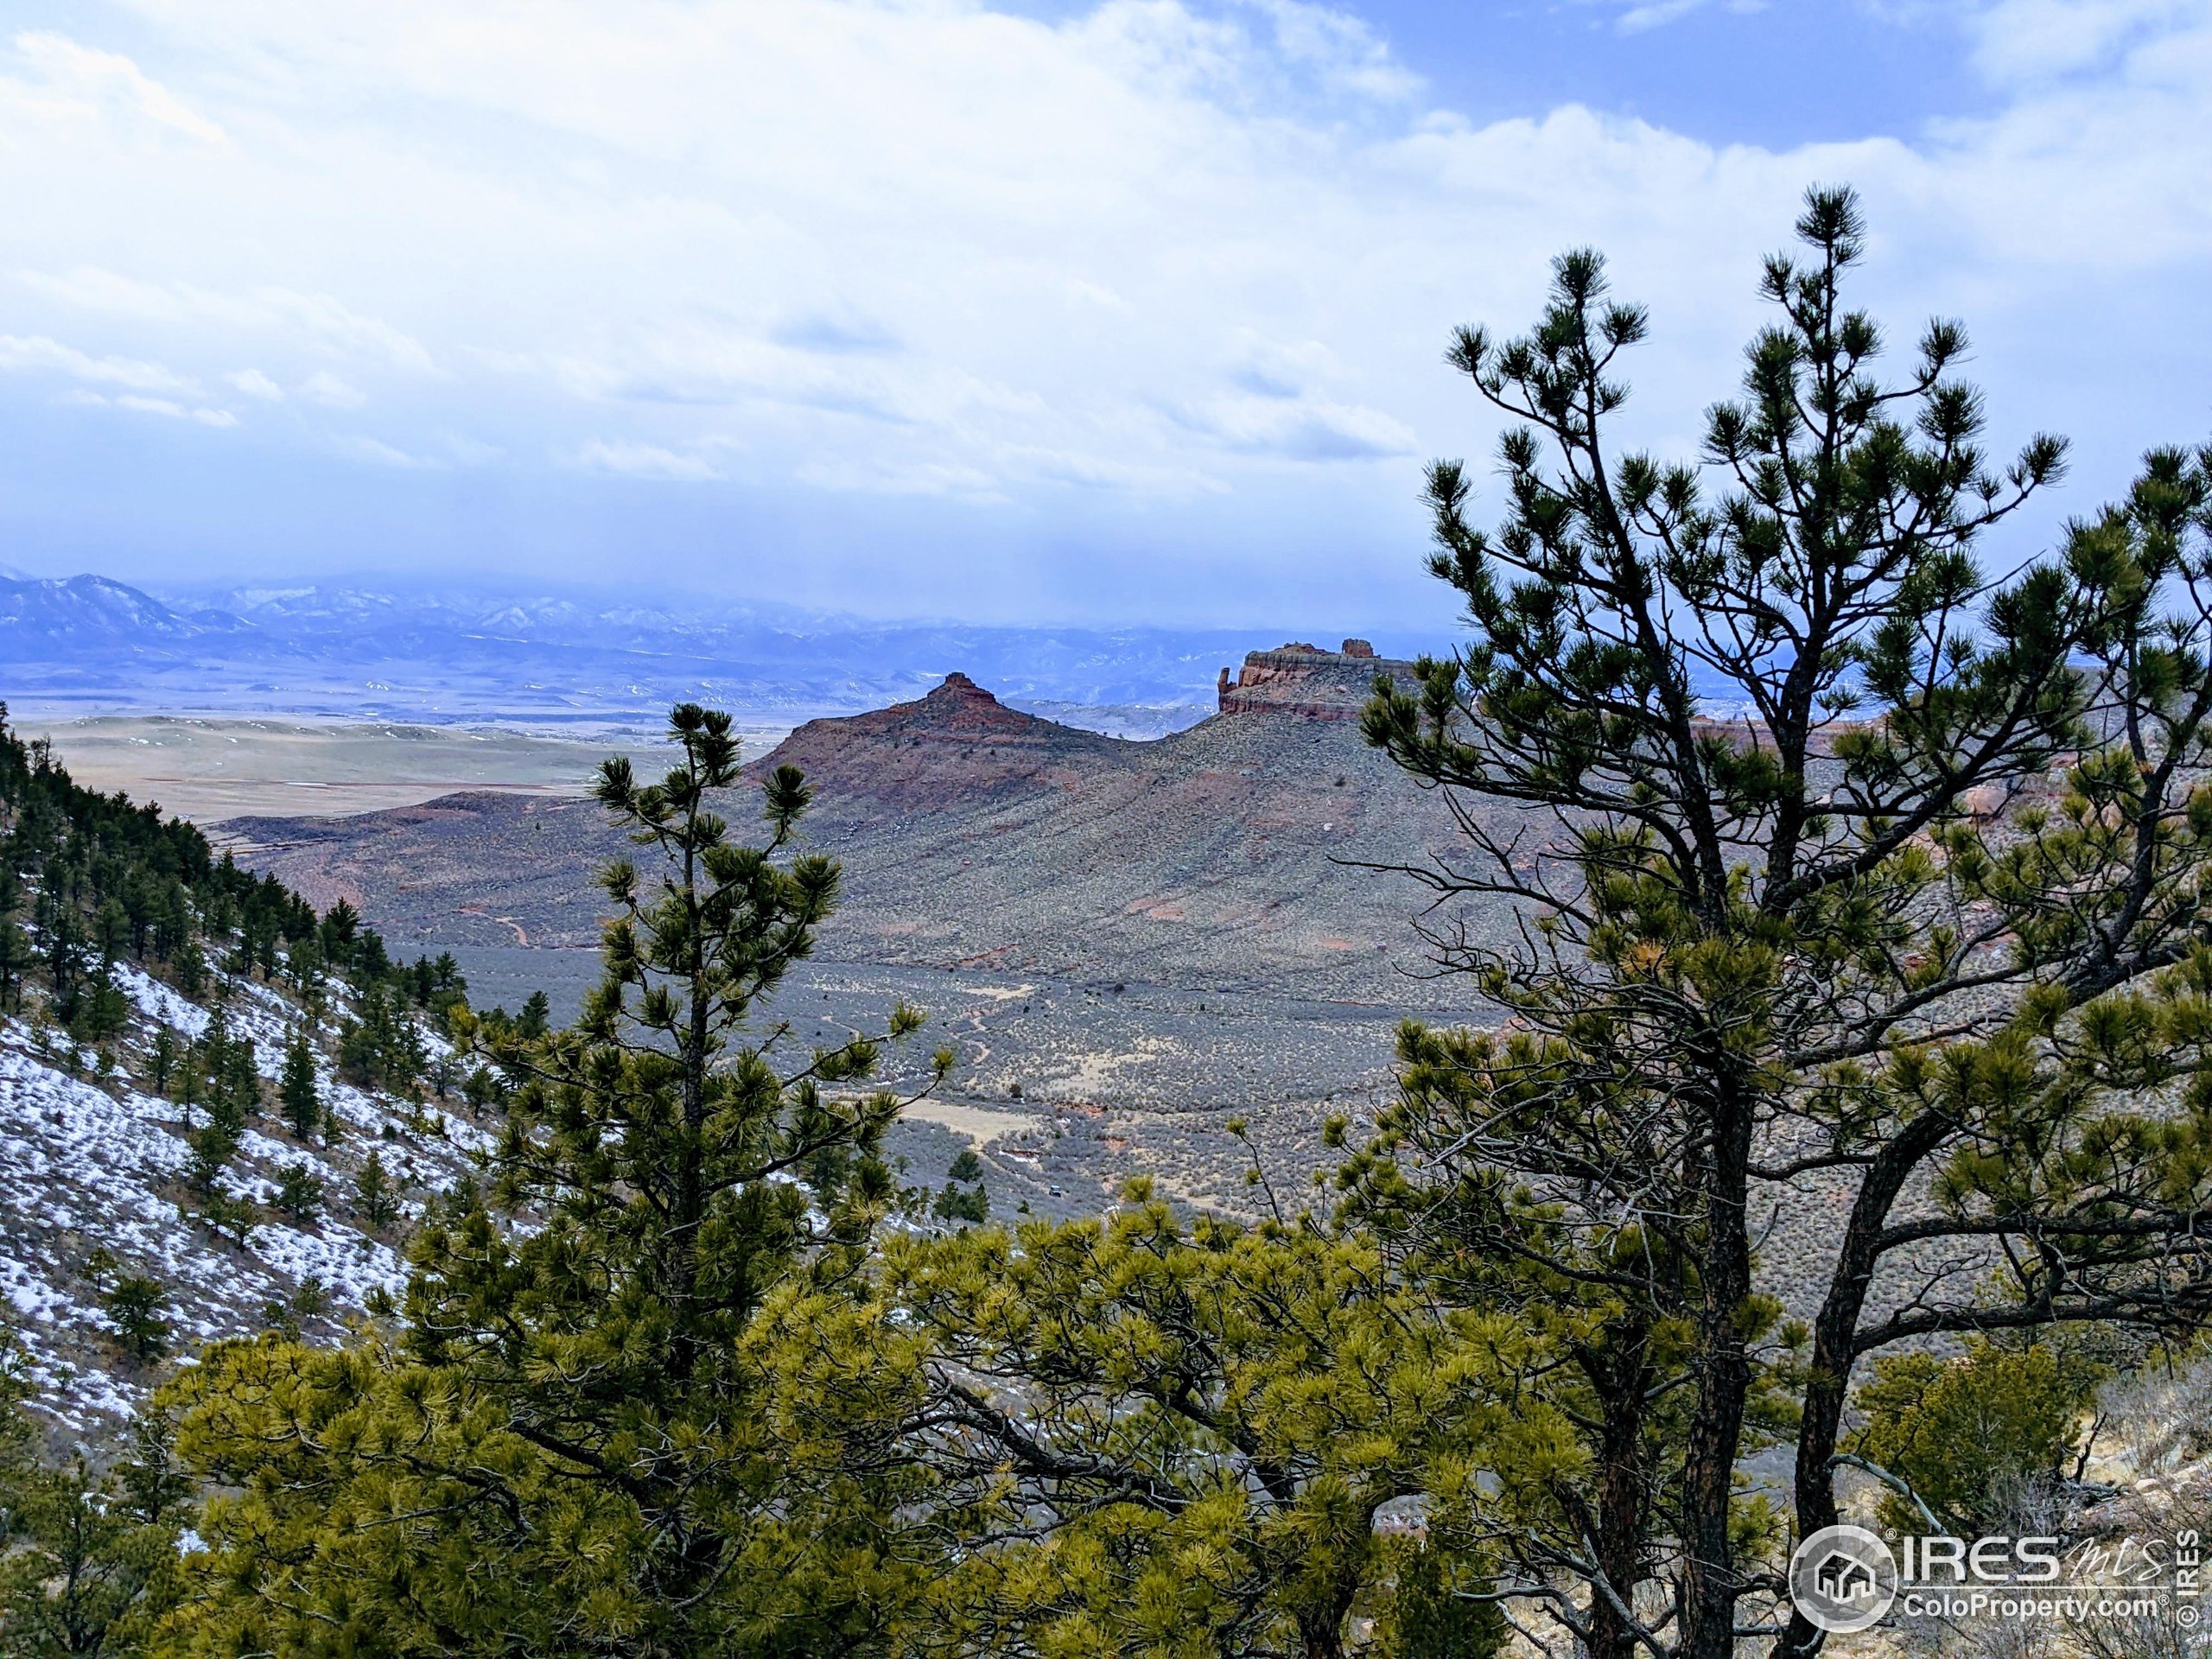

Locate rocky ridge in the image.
[231,645,1505,1003]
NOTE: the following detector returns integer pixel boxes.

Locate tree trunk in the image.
[668,836,708,1383]
[1771,1116,1947,1657]
[1586,1322,1656,1659]
[1680,1071,1755,1659]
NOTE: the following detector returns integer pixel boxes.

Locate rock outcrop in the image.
[758,671,1134,810]
[1216,640,1416,721]
[232,662,1511,1001]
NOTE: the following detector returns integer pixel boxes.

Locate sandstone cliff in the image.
[1214,639,1419,721]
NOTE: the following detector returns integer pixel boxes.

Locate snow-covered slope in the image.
[0,964,489,1432]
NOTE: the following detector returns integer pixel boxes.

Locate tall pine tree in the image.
[162,704,953,1656]
[1359,188,2212,1657]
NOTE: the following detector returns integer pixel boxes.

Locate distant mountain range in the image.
[0,572,1449,729]
[0,574,253,647]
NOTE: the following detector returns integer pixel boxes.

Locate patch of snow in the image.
[111,963,210,1039]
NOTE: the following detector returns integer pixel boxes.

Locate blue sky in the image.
[2,1,2209,626]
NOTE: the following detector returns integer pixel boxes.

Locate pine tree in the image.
[147,1027,177,1097]
[163,703,955,1656]
[102,1276,168,1363]
[1358,187,2212,1658]
[171,939,205,1001]
[351,1148,398,1234]
[516,988,550,1039]
[0,910,28,1014]
[199,1189,259,1250]
[894,1179,1527,1659]
[185,1071,245,1194]
[273,1162,325,1225]
[0,1332,188,1657]
[278,1031,321,1141]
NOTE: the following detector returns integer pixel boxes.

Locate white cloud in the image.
[113,392,187,416]
[298,370,365,408]
[61,385,238,425]
[1967,0,2202,83]
[0,333,194,393]
[335,435,429,467]
[0,1,2209,611]
[10,30,227,144]
[573,438,721,480]
[20,266,435,372]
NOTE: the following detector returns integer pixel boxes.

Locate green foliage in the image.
[160,703,953,1657]
[0,1336,188,1659]
[929,1182,988,1225]
[351,1147,401,1234]
[181,1096,243,1195]
[1373,1541,1510,1659]
[0,707,446,1106]
[1849,1340,2101,1536]
[180,1013,259,1173]
[0,911,29,1014]
[146,1027,177,1097]
[1360,186,2212,1657]
[198,1189,259,1250]
[516,987,550,1039]
[278,1030,322,1141]
[101,1276,168,1364]
[892,1179,1525,1659]
[336,981,425,1093]
[272,1161,325,1225]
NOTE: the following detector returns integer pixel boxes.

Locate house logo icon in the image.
[1789,1525,1898,1634]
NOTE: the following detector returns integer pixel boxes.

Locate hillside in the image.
[3,969,485,1433]
[230,643,1509,1004]
[0,710,487,1431]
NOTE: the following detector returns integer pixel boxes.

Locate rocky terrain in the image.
[217,640,1498,1218]
[231,642,1504,1004]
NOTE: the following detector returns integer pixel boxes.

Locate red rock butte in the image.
[747,668,1126,810]
[1216,639,1417,721]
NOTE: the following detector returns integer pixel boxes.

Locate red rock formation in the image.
[748,671,1131,809]
[1216,640,1414,720]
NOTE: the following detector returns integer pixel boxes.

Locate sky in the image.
[1,0,2209,627]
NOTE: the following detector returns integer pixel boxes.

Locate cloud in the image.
[335,435,429,467]
[61,386,238,425]
[10,30,227,144]
[298,370,365,408]
[19,266,435,372]
[573,438,721,480]
[0,333,194,393]
[1174,388,1418,461]
[1966,0,2199,83]
[114,393,187,417]
[2,3,2211,615]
